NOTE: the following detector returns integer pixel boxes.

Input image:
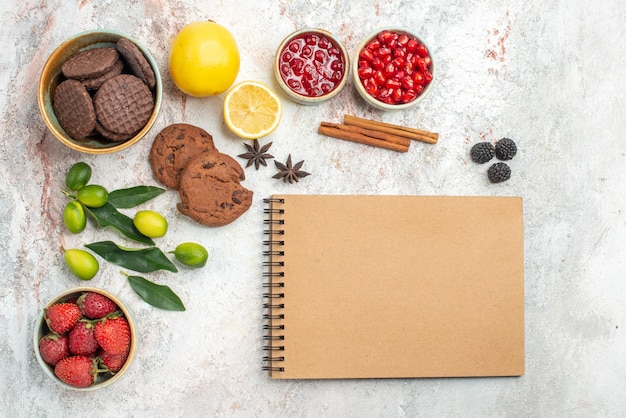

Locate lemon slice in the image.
[224,81,282,139]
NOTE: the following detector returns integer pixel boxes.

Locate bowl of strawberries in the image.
[34,287,136,390]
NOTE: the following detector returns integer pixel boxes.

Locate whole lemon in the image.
[169,21,240,97]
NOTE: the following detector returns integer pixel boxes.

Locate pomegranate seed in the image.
[378,30,392,44]
[393,47,406,58]
[381,54,392,65]
[301,45,312,59]
[306,34,319,45]
[385,79,401,89]
[358,60,370,69]
[423,56,432,68]
[281,51,293,62]
[383,62,395,79]
[318,37,330,49]
[367,39,381,51]
[328,47,340,56]
[371,58,384,70]
[330,71,343,83]
[289,42,300,53]
[401,76,414,90]
[415,84,424,95]
[287,79,301,90]
[359,49,374,61]
[401,89,417,103]
[375,47,392,59]
[392,57,405,69]
[393,70,405,81]
[411,72,424,85]
[374,70,386,85]
[397,34,409,47]
[358,66,373,79]
[417,58,428,72]
[423,70,433,83]
[378,88,392,99]
[416,43,429,58]
[280,64,291,77]
[391,88,402,102]
[406,39,418,53]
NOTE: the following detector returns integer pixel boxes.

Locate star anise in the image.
[237,140,274,170]
[273,154,311,184]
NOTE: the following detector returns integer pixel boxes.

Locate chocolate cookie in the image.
[61,47,120,80]
[93,74,154,136]
[177,151,253,227]
[116,38,156,89]
[82,59,124,90]
[149,123,218,189]
[53,79,96,140]
[94,120,135,142]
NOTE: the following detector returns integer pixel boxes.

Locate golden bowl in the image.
[38,30,162,154]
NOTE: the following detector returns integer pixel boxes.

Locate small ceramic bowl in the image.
[274,28,350,105]
[353,27,435,111]
[34,287,136,391]
[38,30,162,154]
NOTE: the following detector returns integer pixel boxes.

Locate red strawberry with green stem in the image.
[94,315,131,355]
[39,333,70,366]
[54,355,101,388]
[69,320,99,356]
[44,303,82,334]
[98,349,129,373]
[77,292,118,319]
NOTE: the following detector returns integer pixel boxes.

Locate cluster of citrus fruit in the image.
[168,21,282,140]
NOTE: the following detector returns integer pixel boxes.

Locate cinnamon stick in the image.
[343,114,439,144]
[318,124,409,153]
[319,121,411,148]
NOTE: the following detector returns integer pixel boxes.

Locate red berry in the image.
[98,349,129,373]
[54,355,99,388]
[416,43,429,58]
[77,292,118,319]
[94,316,131,355]
[45,303,82,334]
[69,321,99,356]
[39,333,69,366]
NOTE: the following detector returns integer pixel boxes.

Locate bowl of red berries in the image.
[274,28,350,105]
[34,287,136,390]
[353,28,435,110]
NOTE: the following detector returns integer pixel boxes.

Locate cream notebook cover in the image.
[262,195,524,379]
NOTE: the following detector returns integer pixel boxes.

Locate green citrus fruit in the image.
[169,21,240,97]
[63,201,86,234]
[133,210,168,238]
[65,162,92,191]
[63,249,99,280]
[171,242,208,268]
[76,184,108,208]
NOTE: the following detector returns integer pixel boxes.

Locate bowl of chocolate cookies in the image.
[38,30,162,154]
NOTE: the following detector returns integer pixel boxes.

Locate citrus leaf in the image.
[108,186,166,209]
[86,241,178,273]
[126,274,185,311]
[84,203,154,246]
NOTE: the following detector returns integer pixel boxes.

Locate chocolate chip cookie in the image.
[149,123,218,189]
[177,151,253,227]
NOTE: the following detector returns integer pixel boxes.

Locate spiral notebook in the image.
[262,194,524,379]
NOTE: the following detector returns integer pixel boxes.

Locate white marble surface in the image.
[1,0,625,416]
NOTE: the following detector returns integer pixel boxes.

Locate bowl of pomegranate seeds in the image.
[34,287,136,390]
[274,28,350,105]
[353,28,435,110]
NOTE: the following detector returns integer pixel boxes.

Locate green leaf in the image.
[86,241,178,273]
[108,186,166,209]
[126,274,185,311]
[84,203,154,246]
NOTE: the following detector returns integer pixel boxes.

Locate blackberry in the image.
[470,142,495,164]
[487,162,511,183]
[495,137,517,160]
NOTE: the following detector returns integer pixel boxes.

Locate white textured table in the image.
[2,1,625,416]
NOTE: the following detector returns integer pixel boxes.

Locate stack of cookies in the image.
[53,38,156,142]
[149,124,253,227]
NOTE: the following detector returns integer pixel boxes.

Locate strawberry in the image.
[44,303,82,334]
[69,320,99,356]
[77,292,118,319]
[54,355,99,388]
[98,349,129,373]
[94,316,131,355]
[39,333,69,366]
